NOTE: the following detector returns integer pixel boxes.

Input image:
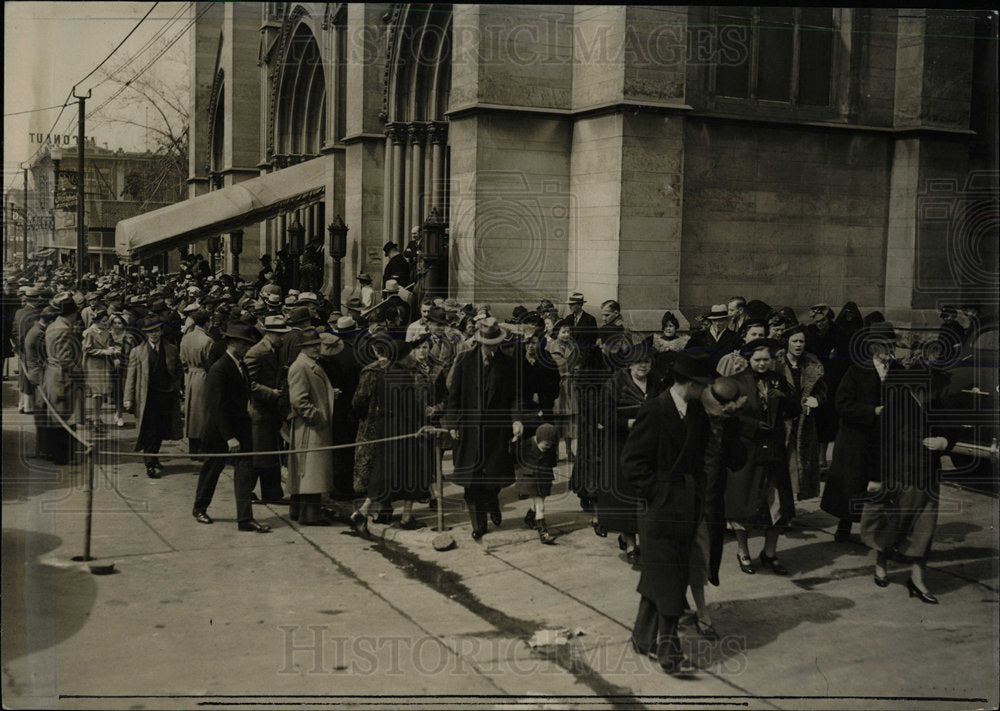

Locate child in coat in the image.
[514,422,559,544]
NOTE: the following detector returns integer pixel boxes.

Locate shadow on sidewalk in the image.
[1,528,97,663]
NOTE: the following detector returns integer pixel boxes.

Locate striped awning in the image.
[115,156,328,261]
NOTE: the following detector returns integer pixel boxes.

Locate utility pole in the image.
[74,89,90,286]
[23,164,29,266]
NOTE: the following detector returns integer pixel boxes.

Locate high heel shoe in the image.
[874,574,889,587]
[906,578,938,604]
[737,553,755,575]
[617,534,627,551]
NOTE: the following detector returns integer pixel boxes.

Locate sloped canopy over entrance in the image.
[115,157,327,261]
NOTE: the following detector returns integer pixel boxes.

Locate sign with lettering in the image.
[29,133,76,146]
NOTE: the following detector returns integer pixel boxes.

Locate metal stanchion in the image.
[430,429,455,551]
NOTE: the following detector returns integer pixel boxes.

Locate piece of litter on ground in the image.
[527,629,573,648]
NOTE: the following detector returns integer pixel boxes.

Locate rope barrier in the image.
[34,381,94,452]
[95,426,453,459]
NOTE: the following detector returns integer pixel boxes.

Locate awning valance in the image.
[115,157,329,261]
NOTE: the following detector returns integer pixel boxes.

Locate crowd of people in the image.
[2,250,977,675]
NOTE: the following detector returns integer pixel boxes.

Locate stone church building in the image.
[116,4,997,326]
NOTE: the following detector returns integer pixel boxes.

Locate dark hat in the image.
[566,292,586,305]
[473,317,506,345]
[863,321,897,345]
[223,320,258,343]
[706,304,729,320]
[346,297,364,310]
[671,352,715,385]
[357,272,372,284]
[298,329,322,346]
[149,299,167,313]
[319,332,344,354]
[701,376,744,417]
[535,423,559,444]
[286,306,312,326]
[426,306,449,326]
[140,317,162,331]
[53,292,78,316]
[382,241,397,255]
[740,337,781,357]
[40,305,60,320]
[511,305,528,322]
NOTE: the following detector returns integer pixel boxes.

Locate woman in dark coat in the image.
[349,330,397,526]
[596,344,664,563]
[860,363,956,603]
[367,335,443,529]
[644,310,688,386]
[820,323,896,542]
[774,325,827,500]
[722,338,800,575]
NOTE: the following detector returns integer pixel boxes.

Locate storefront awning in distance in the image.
[115,156,328,262]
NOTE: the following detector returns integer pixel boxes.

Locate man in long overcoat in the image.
[245,315,290,503]
[15,288,43,413]
[193,320,270,532]
[124,317,183,478]
[820,322,900,541]
[179,309,215,454]
[621,352,715,675]
[286,329,337,525]
[443,317,523,540]
[43,294,84,465]
[25,307,57,459]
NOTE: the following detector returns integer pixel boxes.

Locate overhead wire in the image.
[5,2,162,192]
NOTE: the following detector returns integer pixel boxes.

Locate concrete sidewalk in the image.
[2,379,997,710]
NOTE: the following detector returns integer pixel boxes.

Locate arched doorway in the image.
[383,5,452,297]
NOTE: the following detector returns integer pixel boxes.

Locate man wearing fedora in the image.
[821,321,901,543]
[245,315,292,505]
[621,352,716,676]
[687,304,741,370]
[41,293,84,464]
[124,316,184,478]
[565,292,597,351]
[179,309,216,455]
[382,241,410,290]
[444,317,522,540]
[193,319,271,532]
[286,329,338,524]
[25,306,59,460]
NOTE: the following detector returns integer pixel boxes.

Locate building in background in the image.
[115,4,997,326]
[20,137,186,273]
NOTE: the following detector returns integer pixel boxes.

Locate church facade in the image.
[182,3,996,325]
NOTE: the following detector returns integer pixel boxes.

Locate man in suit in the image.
[564,291,597,364]
[621,352,715,676]
[124,317,184,478]
[687,304,741,370]
[382,241,410,289]
[727,296,748,334]
[444,317,523,540]
[25,306,58,460]
[192,319,271,532]
[244,314,291,504]
[42,293,85,464]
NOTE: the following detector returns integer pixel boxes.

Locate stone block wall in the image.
[681,120,892,317]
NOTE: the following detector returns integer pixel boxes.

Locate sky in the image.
[4,1,190,192]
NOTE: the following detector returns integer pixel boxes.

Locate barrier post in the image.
[435,434,445,533]
[82,444,95,561]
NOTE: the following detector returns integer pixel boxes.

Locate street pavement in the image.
[2,377,998,711]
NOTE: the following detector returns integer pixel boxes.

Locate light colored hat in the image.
[297,292,318,304]
[383,279,400,293]
[335,315,357,331]
[262,315,291,332]
[473,317,506,345]
[566,292,586,305]
[706,304,729,320]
